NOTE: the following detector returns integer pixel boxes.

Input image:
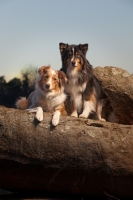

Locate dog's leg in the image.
[71,110,78,118]
[79,100,95,118]
[35,107,43,121]
[52,110,61,126]
[26,107,43,122]
[71,98,81,117]
[97,100,106,122]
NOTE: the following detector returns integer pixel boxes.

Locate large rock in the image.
[0,106,133,199]
[94,66,133,125]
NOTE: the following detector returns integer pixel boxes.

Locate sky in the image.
[0,0,133,81]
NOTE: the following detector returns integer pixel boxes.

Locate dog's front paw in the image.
[52,110,60,126]
[35,107,43,121]
[71,111,78,118]
[100,118,106,122]
[52,115,59,126]
[79,113,88,118]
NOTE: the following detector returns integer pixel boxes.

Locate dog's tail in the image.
[15,97,28,110]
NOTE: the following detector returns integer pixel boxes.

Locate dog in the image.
[16,65,67,126]
[59,43,116,122]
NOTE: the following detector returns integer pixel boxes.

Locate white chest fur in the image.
[45,92,66,111]
[35,88,66,112]
[65,77,86,110]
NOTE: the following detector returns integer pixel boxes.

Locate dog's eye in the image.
[69,52,72,55]
[53,78,57,81]
[44,75,49,79]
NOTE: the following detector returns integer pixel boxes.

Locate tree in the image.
[0,76,7,106]
[6,78,22,107]
[0,76,6,84]
[21,66,37,96]
[0,66,37,108]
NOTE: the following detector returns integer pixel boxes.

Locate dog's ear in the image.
[38,65,50,81]
[58,71,68,87]
[38,65,50,75]
[59,43,68,55]
[79,44,88,55]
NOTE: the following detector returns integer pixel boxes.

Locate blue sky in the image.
[0,0,133,81]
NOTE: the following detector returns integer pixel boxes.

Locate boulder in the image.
[94,66,133,125]
[0,105,133,199]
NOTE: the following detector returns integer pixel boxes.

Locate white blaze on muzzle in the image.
[43,69,56,90]
[70,47,77,67]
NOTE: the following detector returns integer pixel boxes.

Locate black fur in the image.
[59,43,116,122]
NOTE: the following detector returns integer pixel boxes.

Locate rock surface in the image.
[0,105,133,199]
[94,66,133,125]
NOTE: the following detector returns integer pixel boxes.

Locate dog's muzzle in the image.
[71,61,76,66]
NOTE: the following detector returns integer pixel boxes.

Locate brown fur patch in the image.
[75,58,82,72]
[56,103,67,116]
[38,65,51,75]
[89,93,97,108]
[64,96,75,116]
[15,97,28,110]
[84,87,97,107]
[57,71,68,87]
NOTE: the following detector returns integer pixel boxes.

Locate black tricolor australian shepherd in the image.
[59,43,116,122]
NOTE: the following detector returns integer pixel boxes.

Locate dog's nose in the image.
[71,61,76,66]
[45,83,50,89]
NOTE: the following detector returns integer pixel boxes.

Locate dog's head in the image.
[37,65,67,93]
[59,43,89,74]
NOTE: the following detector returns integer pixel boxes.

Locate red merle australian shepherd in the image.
[59,43,116,122]
[16,65,67,126]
